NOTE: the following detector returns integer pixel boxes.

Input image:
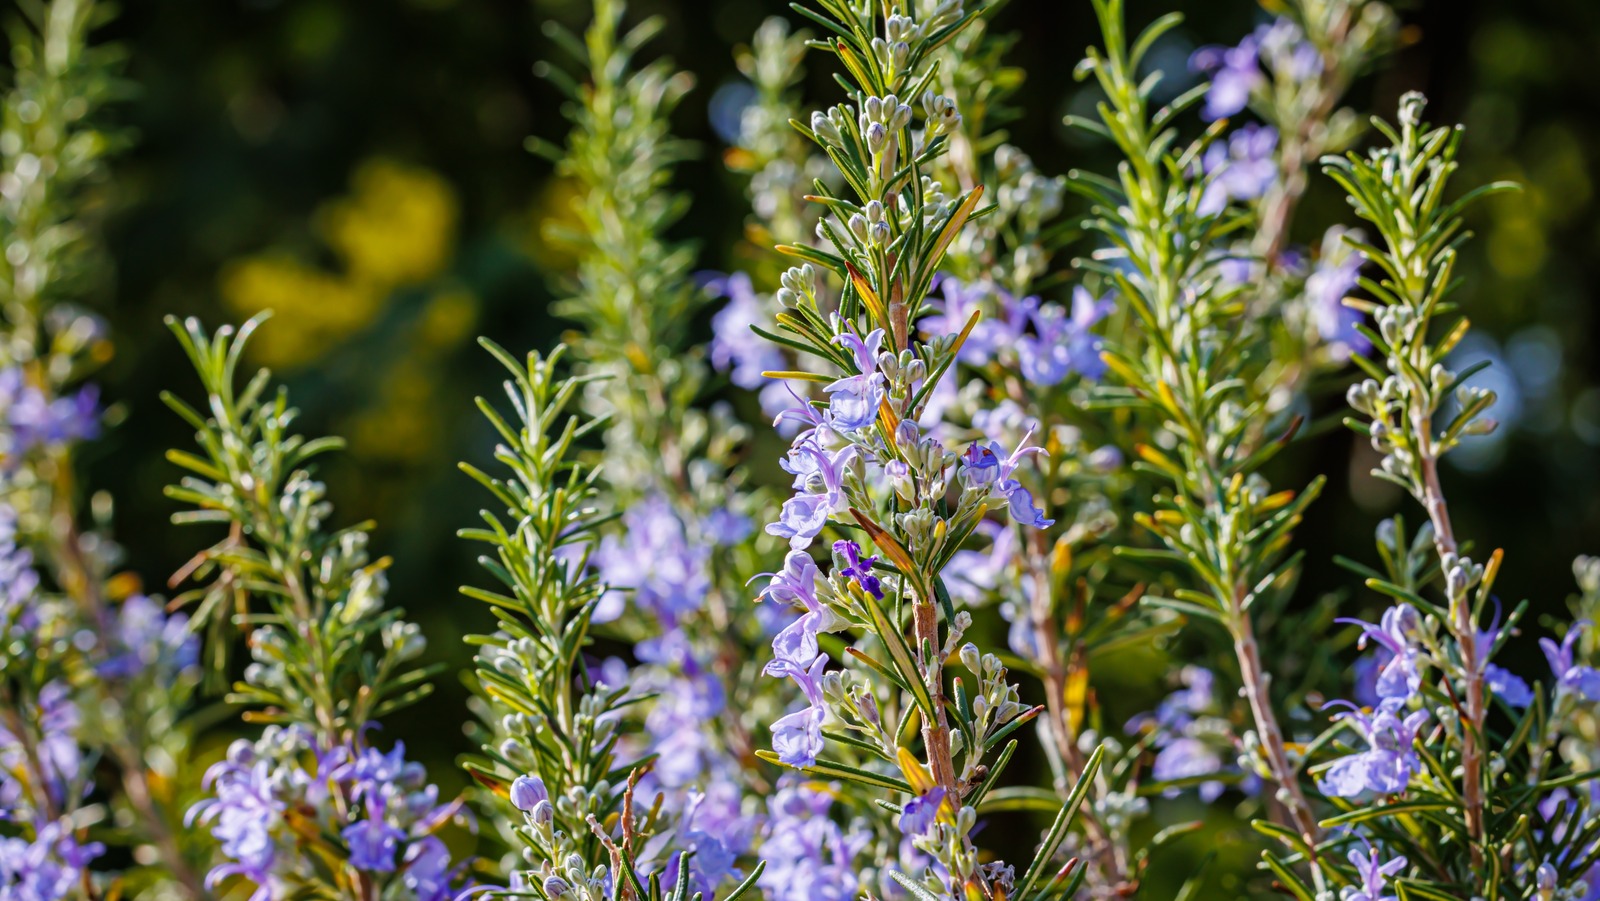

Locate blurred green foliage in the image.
[75,0,1600,859]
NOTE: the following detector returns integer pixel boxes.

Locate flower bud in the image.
[510,774,549,812]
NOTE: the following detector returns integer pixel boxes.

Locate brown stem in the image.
[1417,442,1486,868]
[119,757,208,899]
[1231,600,1321,853]
[1026,532,1129,891]
[912,597,959,799]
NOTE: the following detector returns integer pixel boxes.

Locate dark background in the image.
[70,0,1600,879]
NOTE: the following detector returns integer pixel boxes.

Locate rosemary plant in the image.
[165,315,467,901]
[0,3,209,898]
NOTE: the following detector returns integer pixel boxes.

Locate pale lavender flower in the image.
[1126,668,1237,801]
[707,272,786,390]
[759,550,822,610]
[1338,604,1422,703]
[0,682,82,812]
[509,775,548,812]
[770,442,856,550]
[1151,738,1226,802]
[970,401,1040,449]
[342,800,406,872]
[661,789,751,898]
[767,656,827,767]
[1542,625,1600,702]
[0,819,105,901]
[1319,701,1430,797]
[702,508,754,546]
[1016,287,1114,385]
[771,385,828,443]
[0,505,41,633]
[960,435,1053,528]
[190,732,461,899]
[97,595,199,681]
[1198,124,1279,216]
[401,837,455,901]
[920,278,1025,365]
[592,495,711,628]
[0,368,100,457]
[1189,33,1262,120]
[1345,845,1406,901]
[1307,231,1369,357]
[824,329,886,430]
[190,745,283,895]
[757,782,868,901]
[944,520,1018,607]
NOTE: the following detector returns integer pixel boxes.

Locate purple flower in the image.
[771,704,826,768]
[970,401,1040,449]
[190,732,462,899]
[0,504,41,634]
[0,819,105,901]
[1126,668,1242,801]
[702,509,753,546]
[1307,231,1369,358]
[768,656,828,767]
[961,434,1053,529]
[769,494,831,550]
[1346,845,1406,901]
[1338,604,1422,703]
[1319,701,1430,797]
[769,613,822,670]
[1152,738,1226,802]
[771,385,828,443]
[757,782,868,901]
[1016,287,1114,385]
[898,787,945,836]
[592,495,711,627]
[0,369,100,457]
[661,790,750,898]
[832,540,882,599]
[97,595,199,680]
[1486,664,1533,708]
[342,800,406,872]
[1198,124,1279,216]
[0,682,83,812]
[759,550,822,610]
[920,278,1026,365]
[1541,624,1600,701]
[1259,18,1323,81]
[401,836,455,901]
[770,442,856,550]
[190,747,283,890]
[707,272,786,390]
[960,443,1001,488]
[1189,33,1263,120]
[944,520,1018,607]
[824,329,886,430]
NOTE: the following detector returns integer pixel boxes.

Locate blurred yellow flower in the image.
[219,255,378,368]
[318,160,458,289]
[220,159,460,369]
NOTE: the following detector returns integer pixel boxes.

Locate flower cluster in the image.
[190,728,465,901]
